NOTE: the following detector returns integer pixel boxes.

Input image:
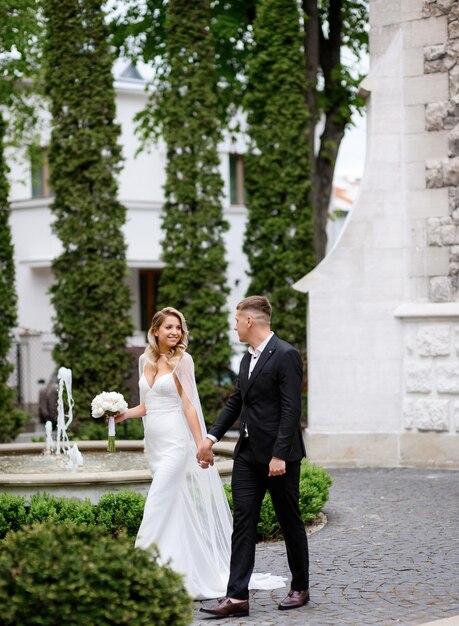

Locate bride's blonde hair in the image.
[145,307,188,376]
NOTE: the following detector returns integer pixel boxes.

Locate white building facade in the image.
[8,67,250,403]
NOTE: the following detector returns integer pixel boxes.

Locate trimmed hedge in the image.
[0,462,332,543]
[225,460,332,541]
[0,522,192,626]
[95,490,146,537]
[0,493,27,539]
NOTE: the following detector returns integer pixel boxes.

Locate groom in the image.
[197,295,309,618]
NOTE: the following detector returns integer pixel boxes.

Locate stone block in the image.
[417,324,451,354]
[403,46,425,77]
[454,401,459,430]
[436,364,459,392]
[426,160,444,188]
[448,127,459,155]
[423,0,455,18]
[424,43,457,73]
[449,186,459,212]
[405,130,448,162]
[406,104,428,133]
[443,156,459,185]
[304,432,400,468]
[426,246,451,274]
[404,73,449,105]
[370,24,401,56]
[400,432,459,468]
[410,248,427,276]
[413,398,450,430]
[402,0,424,21]
[450,64,459,97]
[429,275,453,301]
[442,223,457,244]
[427,216,442,244]
[404,15,448,48]
[425,100,453,130]
[408,188,450,218]
[406,361,433,392]
[370,0,401,26]
[449,18,459,39]
[405,161,427,189]
[455,325,459,353]
[403,399,415,429]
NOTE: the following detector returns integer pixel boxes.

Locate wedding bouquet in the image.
[91,391,128,452]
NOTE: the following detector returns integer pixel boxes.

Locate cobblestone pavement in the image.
[192,468,459,626]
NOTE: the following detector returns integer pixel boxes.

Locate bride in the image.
[115,307,285,600]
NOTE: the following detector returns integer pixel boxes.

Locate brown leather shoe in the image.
[200,597,249,618]
[278,589,310,610]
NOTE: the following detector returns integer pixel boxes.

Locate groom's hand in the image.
[197,438,214,468]
[268,457,286,477]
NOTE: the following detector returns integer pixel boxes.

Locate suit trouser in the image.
[226,438,309,600]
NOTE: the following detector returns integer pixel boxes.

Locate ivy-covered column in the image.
[0,115,27,441]
[156,0,232,419]
[43,0,134,429]
[243,0,315,352]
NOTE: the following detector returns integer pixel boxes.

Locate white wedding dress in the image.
[134,352,286,600]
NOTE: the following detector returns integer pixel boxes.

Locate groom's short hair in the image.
[237,296,272,325]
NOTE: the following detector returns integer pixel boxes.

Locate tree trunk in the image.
[314,118,345,260]
[312,0,347,262]
[302,0,319,152]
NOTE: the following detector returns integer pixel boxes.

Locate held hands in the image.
[196,438,214,470]
[268,457,286,477]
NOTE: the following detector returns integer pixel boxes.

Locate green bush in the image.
[27,492,95,526]
[224,460,332,541]
[0,522,193,626]
[95,490,146,537]
[0,493,27,540]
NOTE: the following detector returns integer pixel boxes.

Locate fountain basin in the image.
[0,440,234,503]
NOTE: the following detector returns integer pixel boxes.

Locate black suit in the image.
[209,334,309,600]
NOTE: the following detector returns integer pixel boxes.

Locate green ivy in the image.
[0,116,28,441]
[243,0,316,353]
[42,0,134,429]
[153,0,232,422]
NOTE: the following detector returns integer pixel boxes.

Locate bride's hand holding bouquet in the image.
[91,391,128,452]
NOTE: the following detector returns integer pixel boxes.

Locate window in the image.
[139,269,162,332]
[31,148,51,198]
[229,153,245,205]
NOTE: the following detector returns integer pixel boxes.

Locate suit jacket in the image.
[209,334,306,464]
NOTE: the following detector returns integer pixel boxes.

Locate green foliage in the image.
[0,522,193,626]
[0,0,42,144]
[27,492,95,527]
[94,490,146,537]
[0,116,29,442]
[151,0,232,421]
[224,461,332,541]
[42,0,134,429]
[243,0,315,352]
[0,491,145,539]
[0,493,27,540]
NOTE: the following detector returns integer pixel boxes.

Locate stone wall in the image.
[424,0,459,300]
[402,321,459,432]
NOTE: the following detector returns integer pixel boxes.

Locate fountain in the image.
[0,440,234,503]
[0,366,234,502]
